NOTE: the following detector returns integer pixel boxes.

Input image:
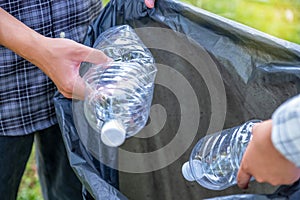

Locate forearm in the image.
[0,7,109,99]
[0,7,45,68]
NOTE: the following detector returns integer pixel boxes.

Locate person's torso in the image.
[0,0,102,136]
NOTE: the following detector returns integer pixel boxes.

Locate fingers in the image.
[145,0,155,8]
[237,168,252,189]
[57,73,86,100]
[71,75,86,100]
[83,47,113,64]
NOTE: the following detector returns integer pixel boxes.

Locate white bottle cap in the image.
[101,120,126,147]
[182,161,196,181]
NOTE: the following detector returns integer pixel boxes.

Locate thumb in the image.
[237,167,252,189]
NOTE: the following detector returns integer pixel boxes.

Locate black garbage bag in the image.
[54,0,300,199]
[54,93,127,200]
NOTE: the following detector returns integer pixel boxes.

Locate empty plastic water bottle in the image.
[83,25,157,147]
[182,120,261,190]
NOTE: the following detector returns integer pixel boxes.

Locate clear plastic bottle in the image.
[83,25,157,147]
[182,120,261,190]
[94,25,155,71]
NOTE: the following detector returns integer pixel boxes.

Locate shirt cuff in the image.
[271,94,300,167]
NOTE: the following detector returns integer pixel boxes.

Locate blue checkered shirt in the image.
[272,94,300,167]
[0,0,102,136]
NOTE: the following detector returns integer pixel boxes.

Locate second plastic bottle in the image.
[182,120,261,190]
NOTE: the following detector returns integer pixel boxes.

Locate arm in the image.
[0,7,110,99]
[237,95,300,189]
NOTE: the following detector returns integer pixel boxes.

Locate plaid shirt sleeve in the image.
[272,94,300,167]
[0,0,102,136]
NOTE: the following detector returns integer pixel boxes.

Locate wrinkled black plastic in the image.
[54,94,127,200]
[54,0,300,199]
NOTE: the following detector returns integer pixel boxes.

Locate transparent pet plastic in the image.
[182,120,261,190]
[82,25,157,147]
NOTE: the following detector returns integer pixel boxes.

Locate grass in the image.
[17,0,300,199]
[17,147,43,200]
[181,0,300,44]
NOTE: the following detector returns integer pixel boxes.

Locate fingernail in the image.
[145,0,155,8]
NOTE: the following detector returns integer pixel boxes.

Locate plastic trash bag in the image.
[54,0,300,199]
[54,93,127,200]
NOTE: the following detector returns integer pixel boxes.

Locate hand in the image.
[0,8,111,100]
[237,120,300,189]
[145,0,155,8]
[35,37,111,99]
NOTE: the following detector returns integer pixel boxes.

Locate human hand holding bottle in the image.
[0,0,156,100]
[33,37,111,99]
[34,0,156,98]
[237,120,300,189]
[0,8,111,99]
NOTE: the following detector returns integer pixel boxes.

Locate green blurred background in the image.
[17,0,300,199]
[181,0,300,44]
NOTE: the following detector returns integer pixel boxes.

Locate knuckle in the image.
[270,180,284,186]
[62,81,74,94]
[58,86,72,99]
[61,91,72,99]
[255,177,264,183]
[270,181,280,186]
